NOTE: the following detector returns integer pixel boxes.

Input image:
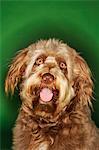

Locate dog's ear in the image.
[73,53,93,107]
[5,48,29,95]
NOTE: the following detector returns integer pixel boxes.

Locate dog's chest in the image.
[31,125,89,150]
[31,125,59,150]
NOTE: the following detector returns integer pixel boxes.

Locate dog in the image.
[5,39,99,150]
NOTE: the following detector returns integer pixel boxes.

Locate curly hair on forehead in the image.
[5,39,99,150]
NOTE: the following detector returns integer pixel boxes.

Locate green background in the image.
[1,1,99,149]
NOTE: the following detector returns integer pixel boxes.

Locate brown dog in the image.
[5,39,99,150]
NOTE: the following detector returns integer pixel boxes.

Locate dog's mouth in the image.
[32,85,59,115]
[33,85,59,104]
[40,88,53,103]
[32,73,59,114]
[39,86,59,104]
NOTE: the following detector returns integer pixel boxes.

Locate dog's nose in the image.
[42,73,54,84]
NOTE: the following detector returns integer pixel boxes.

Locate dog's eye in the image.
[35,57,44,65]
[59,62,67,69]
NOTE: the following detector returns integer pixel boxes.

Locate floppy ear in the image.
[5,48,29,95]
[73,53,93,107]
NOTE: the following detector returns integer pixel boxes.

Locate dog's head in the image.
[5,39,93,121]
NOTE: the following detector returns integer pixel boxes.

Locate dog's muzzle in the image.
[39,73,57,103]
[32,72,59,114]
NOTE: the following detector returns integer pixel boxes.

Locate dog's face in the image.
[20,42,75,119]
[5,39,93,121]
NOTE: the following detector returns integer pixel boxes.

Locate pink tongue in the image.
[40,88,53,102]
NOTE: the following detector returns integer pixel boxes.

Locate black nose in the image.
[42,73,54,84]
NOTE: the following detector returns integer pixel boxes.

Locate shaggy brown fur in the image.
[5,39,99,150]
